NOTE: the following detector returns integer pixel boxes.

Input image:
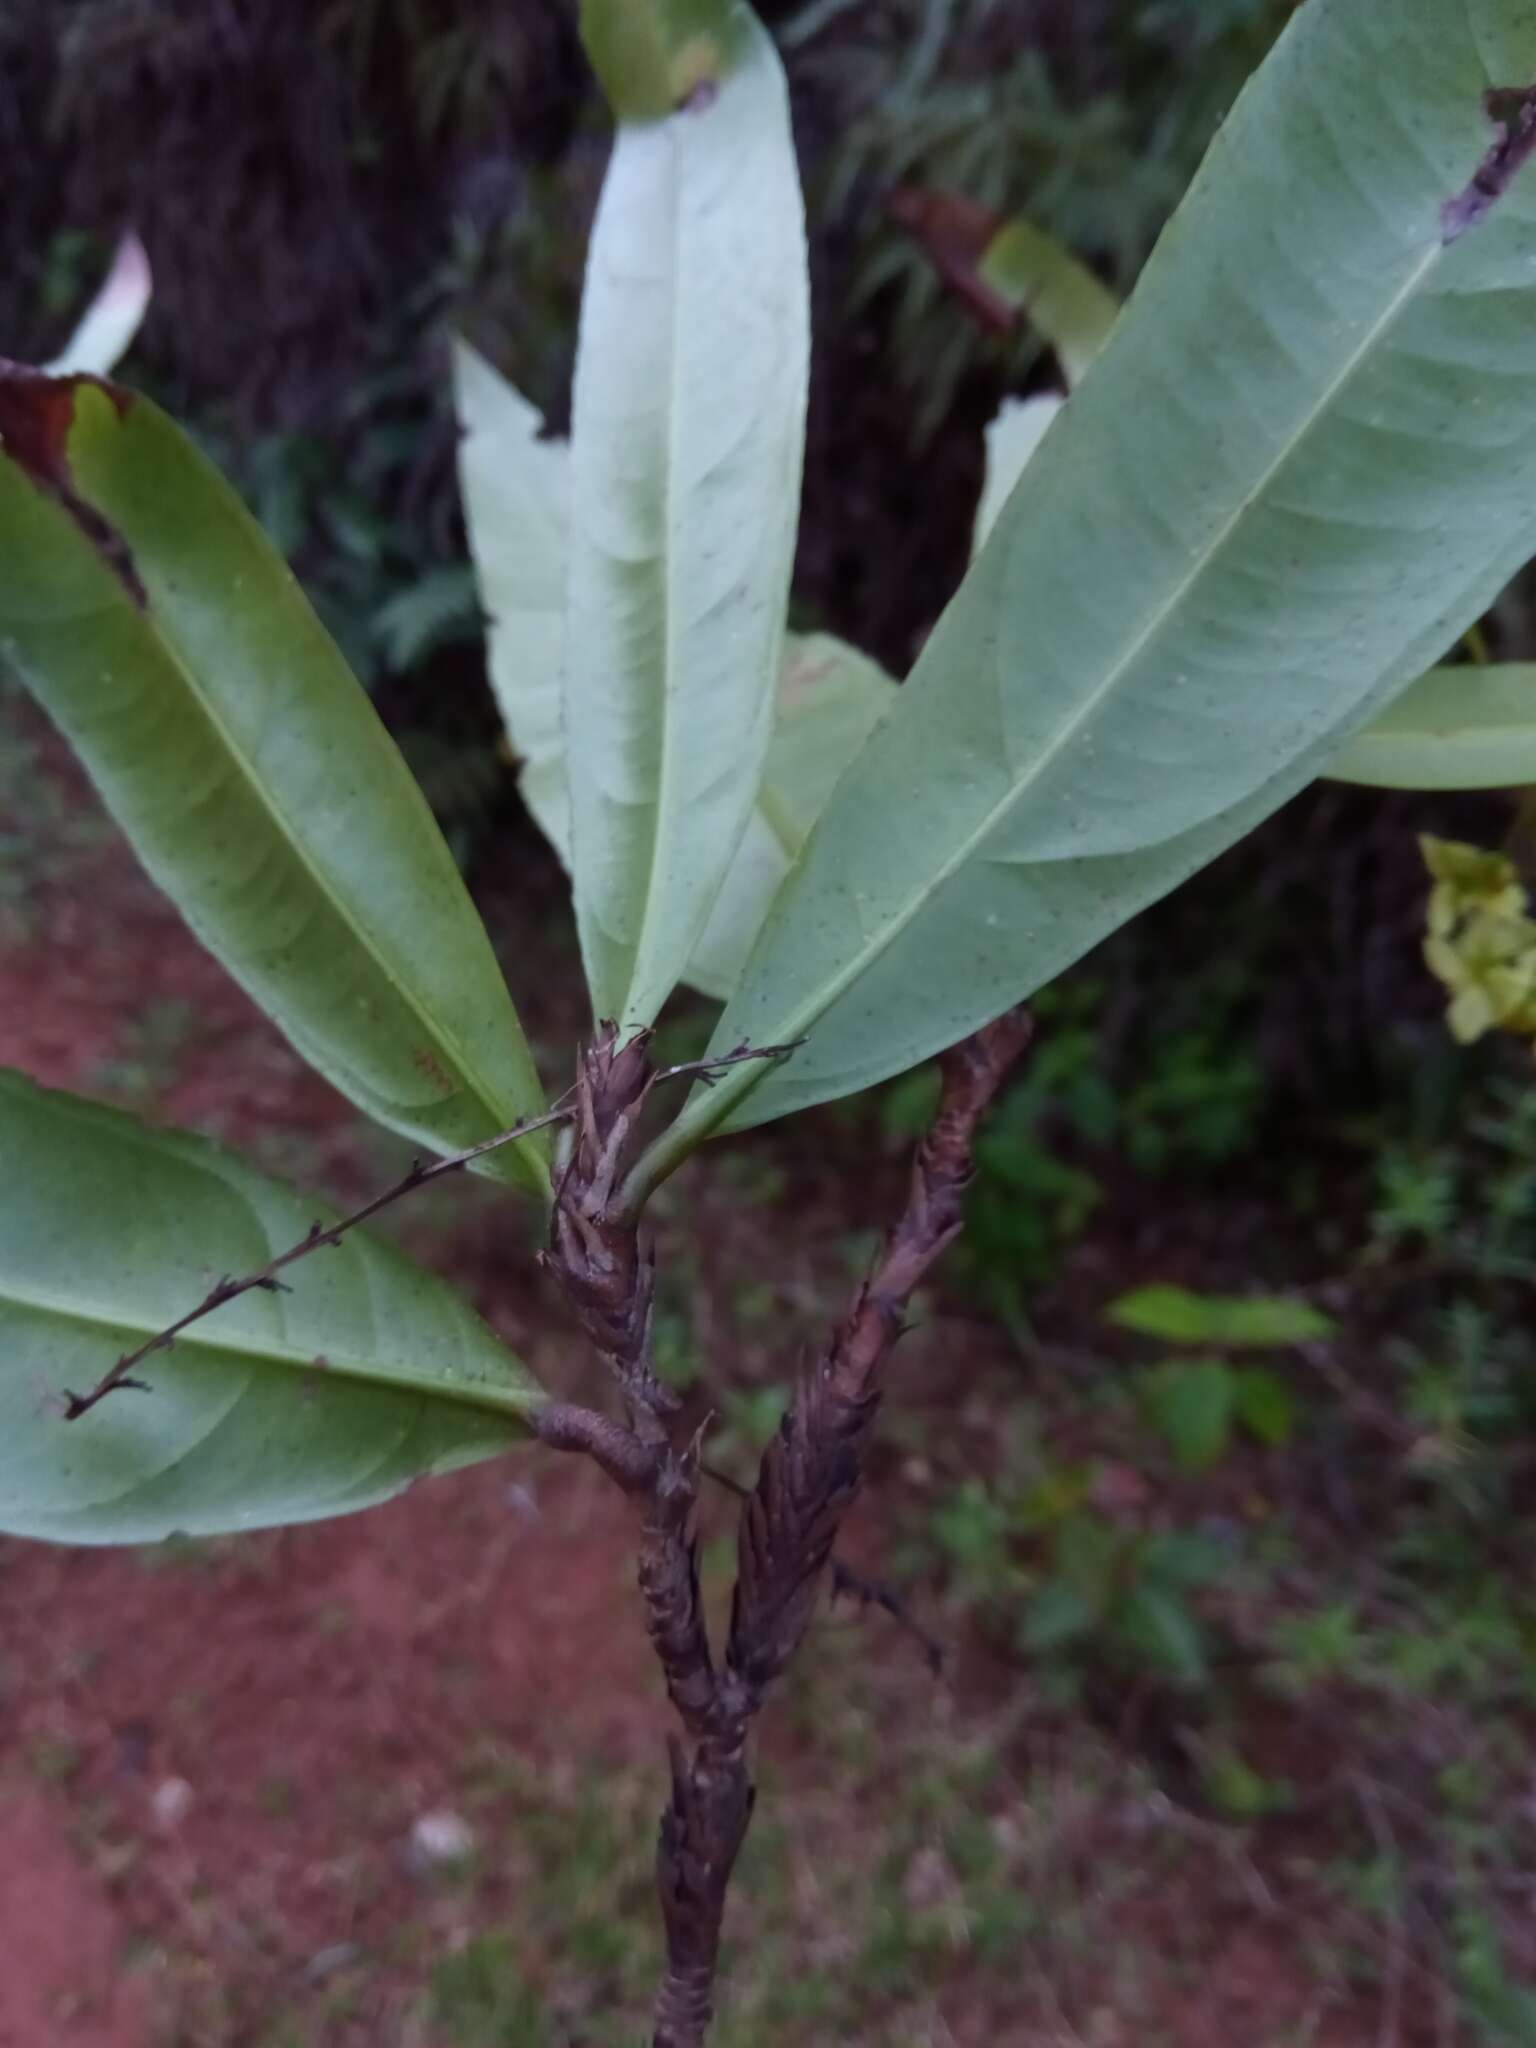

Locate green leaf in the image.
[454,345,892,1003]
[1144,1359,1234,1471]
[643,4,1536,1168]
[0,1073,545,1545]
[1136,1530,1227,1590]
[455,363,890,1007]
[689,633,897,997]
[1233,1366,1297,1448]
[458,391,890,1001]
[0,373,548,1198]
[1021,1580,1097,1652]
[977,218,1120,386]
[1116,1584,1208,1684]
[1200,1742,1290,1819]
[1325,664,1536,789]
[44,232,152,378]
[581,0,741,123]
[1109,1285,1334,1349]
[452,338,572,861]
[566,1,809,1028]
[1051,1511,1120,1608]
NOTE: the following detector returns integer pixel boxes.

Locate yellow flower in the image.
[1421,834,1526,938]
[1420,834,1525,906]
[1420,838,1536,1046]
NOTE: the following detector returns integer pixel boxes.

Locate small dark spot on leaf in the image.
[410,1047,455,1094]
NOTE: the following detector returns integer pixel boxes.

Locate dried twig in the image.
[60,1036,794,1427]
[653,1039,804,1089]
[537,1010,1033,2048]
[58,1101,575,1421]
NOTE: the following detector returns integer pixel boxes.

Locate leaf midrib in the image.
[621,117,688,1026]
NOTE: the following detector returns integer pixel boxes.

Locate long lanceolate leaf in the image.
[0,1074,545,1544]
[454,351,892,999]
[637,0,1536,1169]
[565,4,809,1030]
[0,374,550,1197]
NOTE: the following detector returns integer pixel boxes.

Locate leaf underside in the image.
[453,338,572,859]
[0,1073,544,1545]
[565,4,809,1029]
[688,633,897,996]
[662,0,1536,1148]
[455,347,894,1006]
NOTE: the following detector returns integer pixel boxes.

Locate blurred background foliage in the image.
[9,0,1536,2036]
[3,0,1302,691]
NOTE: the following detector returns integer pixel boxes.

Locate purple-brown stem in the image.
[539,1010,1033,2048]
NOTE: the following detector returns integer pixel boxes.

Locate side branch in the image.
[728,1007,1034,1704]
[828,1008,1037,1407]
[60,1102,575,1421]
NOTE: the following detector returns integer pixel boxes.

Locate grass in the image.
[414,1719,1170,2048]
[200,1654,1188,2048]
